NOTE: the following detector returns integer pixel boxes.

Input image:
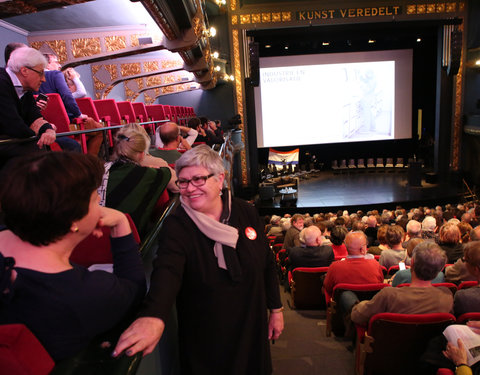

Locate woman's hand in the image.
[113,317,165,357]
[443,338,468,366]
[94,207,131,238]
[268,311,284,340]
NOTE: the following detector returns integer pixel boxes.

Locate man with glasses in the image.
[0,46,56,170]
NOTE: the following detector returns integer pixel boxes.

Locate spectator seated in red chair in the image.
[445,226,480,284]
[154,121,197,150]
[266,215,283,237]
[151,121,196,164]
[351,241,453,326]
[0,152,146,362]
[438,223,465,264]
[100,125,175,237]
[287,226,334,272]
[367,224,389,256]
[283,214,304,249]
[453,241,480,317]
[330,225,348,258]
[379,224,409,269]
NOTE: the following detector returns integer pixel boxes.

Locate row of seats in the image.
[332,157,407,171]
[39,93,196,154]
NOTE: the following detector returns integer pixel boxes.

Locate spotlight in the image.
[212,51,219,59]
[476,60,480,66]
[215,65,221,71]
[417,38,422,42]
[230,75,235,81]
[209,27,217,37]
[265,44,271,48]
[322,42,330,46]
[368,39,375,44]
[284,45,289,50]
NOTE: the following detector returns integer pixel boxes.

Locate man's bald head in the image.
[302,226,322,247]
[345,231,367,255]
[159,122,180,146]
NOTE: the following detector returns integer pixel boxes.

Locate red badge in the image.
[245,227,257,240]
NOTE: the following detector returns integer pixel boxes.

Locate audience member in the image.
[330,225,348,258]
[267,215,282,237]
[283,214,304,249]
[364,215,378,247]
[391,238,445,286]
[99,127,173,237]
[0,152,146,361]
[458,222,473,244]
[367,224,388,256]
[453,241,480,316]
[287,226,334,271]
[324,231,384,297]
[63,67,87,98]
[438,223,464,264]
[379,225,408,269]
[351,241,452,326]
[154,121,198,151]
[403,219,422,248]
[422,216,438,241]
[0,47,56,170]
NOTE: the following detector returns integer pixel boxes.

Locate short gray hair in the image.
[411,241,447,281]
[7,47,47,73]
[175,145,225,176]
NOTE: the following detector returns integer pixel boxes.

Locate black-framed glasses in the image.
[175,174,214,189]
[26,66,45,77]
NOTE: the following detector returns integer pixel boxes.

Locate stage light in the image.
[284,45,289,50]
[212,51,219,59]
[368,39,375,44]
[417,38,422,42]
[265,44,271,48]
[322,42,330,46]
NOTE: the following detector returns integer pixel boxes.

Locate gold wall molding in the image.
[144,61,160,73]
[30,40,67,63]
[71,37,101,58]
[105,35,127,52]
[120,62,141,77]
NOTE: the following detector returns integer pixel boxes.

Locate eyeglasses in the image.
[26,66,45,77]
[175,174,214,189]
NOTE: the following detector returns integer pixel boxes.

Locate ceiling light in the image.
[368,39,375,44]
[212,51,219,59]
[322,42,330,46]
[265,44,271,48]
[284,46,289,50]
[230,75,235,81]
[209,27,217,37]
[417,38,422,42]
[215,65,221,71]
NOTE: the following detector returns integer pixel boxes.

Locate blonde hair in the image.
[112,124,150,162]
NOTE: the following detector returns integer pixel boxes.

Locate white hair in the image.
[7,47,47,73]
[422,216,437,232]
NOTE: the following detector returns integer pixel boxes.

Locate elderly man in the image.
[0,47,56,169]
[154,121,198,150]
[364,215,378,247]
[422,216,438,241]
[150,122,197,164]
[324,231,384,297]
[402,219,422,248]
[287,226,334,271]
[453,241,480,316]
[283,214,304,249]
[351,242,453,326]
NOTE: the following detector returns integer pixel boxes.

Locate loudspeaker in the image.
[249,42,260,86]
[448,30,462,76]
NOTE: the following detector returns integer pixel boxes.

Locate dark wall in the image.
[156,81,236,125]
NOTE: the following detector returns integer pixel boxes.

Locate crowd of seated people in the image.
[265,202,480,373]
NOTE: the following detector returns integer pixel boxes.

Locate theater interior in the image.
[1,0,480,374]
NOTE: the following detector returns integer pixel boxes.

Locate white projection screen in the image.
[254,49,413,148]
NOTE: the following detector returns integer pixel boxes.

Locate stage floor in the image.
[256,170,464,215]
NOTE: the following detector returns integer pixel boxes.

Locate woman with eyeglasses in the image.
[114,145,284,375]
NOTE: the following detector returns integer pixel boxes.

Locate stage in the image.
[255,169,465,216]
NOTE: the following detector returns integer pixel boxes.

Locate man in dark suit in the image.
[0,47,56,170]
[287,226,334,271]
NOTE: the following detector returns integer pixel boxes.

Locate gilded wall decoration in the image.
[240,15,251,24]
[105,35,126,52]
[120,63,141,77]
[446,2,457,12]
[124,84,136,101]
[143,61,159,73]
[427,4,436,13]
[30,41,43,51]
[251,13,261,24]
[93,76,106,91]
[282,12,292,21]
[459,2,465,11]
[192,16,202,39]
[417,4,426,14]
[161,60,182,69]
[146,76,163,87]
[452,22,464,170]
[30,40,67,63]
[262,13,271,23]
[437,3,445,12]
[144,91,155,104]
[163,74,178,84]
[162,86,175,94]
[104,64,118,81]
[230,0,236,11]
[231,15,238,25]
[130,34,140,47]
[135,78,144,90]
[91,65,101,75]
[95,91,102,100]
[71,38,101,58]
[102,86,114,100]
[272,13,281,22]
[406,5,416,14]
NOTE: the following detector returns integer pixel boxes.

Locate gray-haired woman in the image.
[114,145,284,374]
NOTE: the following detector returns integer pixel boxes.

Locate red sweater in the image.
[324,257,384,295]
